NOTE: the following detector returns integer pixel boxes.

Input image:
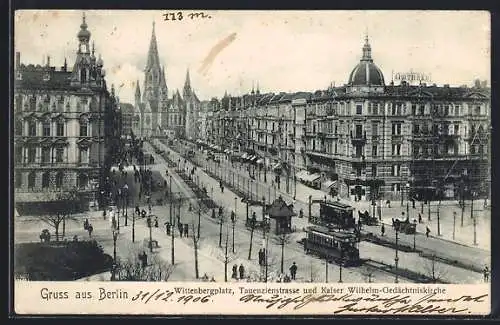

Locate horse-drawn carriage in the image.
[358,210,378,226]
[392,218,416,234]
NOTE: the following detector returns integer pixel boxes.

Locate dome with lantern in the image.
[348,35,385,86]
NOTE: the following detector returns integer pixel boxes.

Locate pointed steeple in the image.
[135,80,141,100]
[145,21,160,70]
[183,68,192,99]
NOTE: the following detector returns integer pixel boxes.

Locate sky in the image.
[14,10,490,104]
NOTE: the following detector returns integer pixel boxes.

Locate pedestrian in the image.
[258,249,263,266]
[88,224,93,238]
[381,224,385,236]
[165,222,171,235]
[239,264,245,279]
[289,262,297,280]
[184,224,189,237]
[212,209,216,219]
[154,217,159,228]
[221,185,224,193]
[299,209,304,218]
[426,226,431,238]
[418,213,422,223]
[179,223,183,237]
[483,266,489,282]
[232,264,238,279]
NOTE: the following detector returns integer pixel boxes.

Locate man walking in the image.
[426,226,431,238]
[289,262,297,280]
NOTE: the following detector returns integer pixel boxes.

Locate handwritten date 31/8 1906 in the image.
[163,12,212,21]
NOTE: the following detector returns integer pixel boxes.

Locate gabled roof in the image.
[16,66,73,90]
[265,196,296,218]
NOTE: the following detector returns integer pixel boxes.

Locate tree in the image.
[274,233,292,275]
[39,189,79,242]
[114,251,174,281]
[423,253,448,283]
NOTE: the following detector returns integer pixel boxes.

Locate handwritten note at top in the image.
[162,12,212,22]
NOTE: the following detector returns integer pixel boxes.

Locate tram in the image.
[310,201,356,230]
[304,225,361,266]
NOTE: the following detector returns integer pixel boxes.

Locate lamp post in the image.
[231,210,236,254]
[218,207,224,248]
[472,191,477,246]
[262,196,266,239]
[406,183,410,220]
[395,226,399,283]
[147,214,153,253]
[111,229,118,281]
[413,219,417,251]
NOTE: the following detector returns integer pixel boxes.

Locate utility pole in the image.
[169,176,175,264]
[325,258,329,283]
[472,192,477,246]
[452,211,456,240]
[437,200,441,236]
[248,214,255,260]
[265,234,269,283]
[224,223,229,282]
[197,207,201,240]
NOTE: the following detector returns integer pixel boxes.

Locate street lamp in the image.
[231,210,236,254]
[218,207,224,248]
[112,228,118,263]
[413,219,417,251]
[406,183,410,220]
[395,226,399,283]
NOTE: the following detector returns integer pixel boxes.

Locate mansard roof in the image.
[16,65,73,90]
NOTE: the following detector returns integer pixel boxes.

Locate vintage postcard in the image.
[12,10,491,315]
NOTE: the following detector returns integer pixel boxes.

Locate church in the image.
[133,22,200,140]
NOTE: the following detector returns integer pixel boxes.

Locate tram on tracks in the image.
[310,201,356,230]
[303,225,361,266]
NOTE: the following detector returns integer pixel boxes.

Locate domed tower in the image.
[347,35,385,94]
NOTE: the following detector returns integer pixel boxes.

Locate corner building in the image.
[13,14,121,212]
[206,36,490,202]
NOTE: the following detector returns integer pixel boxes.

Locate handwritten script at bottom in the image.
[239,293,488,314]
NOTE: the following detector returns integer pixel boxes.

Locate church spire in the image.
[135,80,141,100]
[183,68,191,98]
[145,21,160,70]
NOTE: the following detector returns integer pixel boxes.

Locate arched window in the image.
[29,96,36,111]
[56,120,64,137]
[80,119,88,136]
[55,171,64,188]
[42,172,50,188]
[28,120,37,136]
[42,121,51,137]
[28,171,36,188]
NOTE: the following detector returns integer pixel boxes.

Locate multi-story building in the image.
[119,102,134,138]
[14,13,121,213]
[205,36,490,202]
[133,23,200,139]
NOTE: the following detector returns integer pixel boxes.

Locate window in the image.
[15,145,22,164]
[42,172,50,188]
[79,121,88,136]
[334,124,338,135]
[29,97,36,111]
[41,147,50,164]
[392,123,401,135]
[392,144,401,156]
[475,105,481,115]
[79,148,88,163]
[355,125,363,138]
[356,104,362,115]
[372,145,377,157]
[414,124,420,134]
[16,96,22,111]
[78,174,88,189]
[55,172,64,188]
[55,147,64,163]
[454,124,459,135]
[392,164,401,176]
[455,105,460,116]
[392,183,401,193]
[419,105,425,116]
[15,119,23,136]
[372,164,377,177]
[28,121,36,136]
[15,172,22,188]
[42,122,51,137]
[28,147,36,163]
[28,172,36,188]
[411,104,417,115]
[56,121,64,136]
[372,123,378,136]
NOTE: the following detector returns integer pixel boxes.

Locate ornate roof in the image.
[348,36,385,86]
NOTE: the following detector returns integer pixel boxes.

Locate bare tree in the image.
[114,252,175,281]
[191,223,200,279]
[39,189,79,241]
[274,233,292,275]
[422,254,448,283]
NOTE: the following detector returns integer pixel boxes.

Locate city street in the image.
[148,140,484,284]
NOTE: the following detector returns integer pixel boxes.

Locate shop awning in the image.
[323,180,337,189]
[303,173,321,183]
[256,158,264,164]
[250,156,258,162]
[296,170,309,181]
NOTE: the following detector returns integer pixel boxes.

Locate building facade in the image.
[205,36,490,202]
[133,23,200,139]
[14,13,121,213]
